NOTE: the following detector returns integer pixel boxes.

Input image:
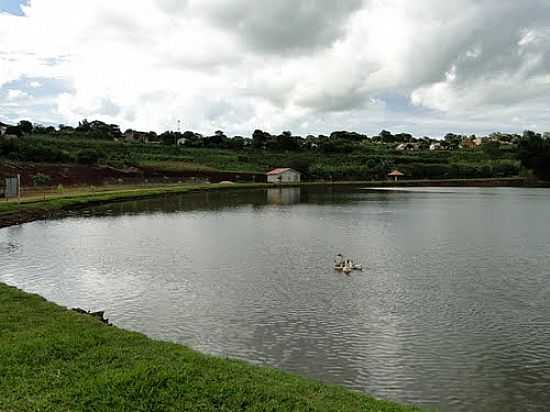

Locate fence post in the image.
[17,174,21,203]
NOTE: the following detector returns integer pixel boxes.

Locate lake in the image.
[1,187,550,411]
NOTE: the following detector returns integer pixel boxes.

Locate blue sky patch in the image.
[0,76,72,98]
[0,76,72,126]
[0,0,28,16]
[376,92,426,114]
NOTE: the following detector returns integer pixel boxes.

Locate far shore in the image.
[1,177,547,230]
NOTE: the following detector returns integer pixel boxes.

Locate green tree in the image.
[18,120,34,134]
[518,131,550,180]
[5,125,23,137]
[252,129,271,149]
[379,130,394,143]
[77,149,101,165]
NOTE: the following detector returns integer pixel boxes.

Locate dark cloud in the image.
[189,0,363,54]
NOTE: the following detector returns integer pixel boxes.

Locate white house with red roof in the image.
[266,168,301,184]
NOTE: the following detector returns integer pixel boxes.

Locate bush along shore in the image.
[0,283,421,411]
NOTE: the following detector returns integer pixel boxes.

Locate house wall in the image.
[267,170,301,184]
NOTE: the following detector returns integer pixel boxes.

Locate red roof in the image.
[267,168,292,176]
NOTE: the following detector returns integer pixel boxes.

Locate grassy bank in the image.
[0,183,270,227]
[0,283,420,411]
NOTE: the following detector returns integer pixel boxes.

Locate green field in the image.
[0,283,420,411]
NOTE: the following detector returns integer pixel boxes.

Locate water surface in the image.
[2,187,550,411]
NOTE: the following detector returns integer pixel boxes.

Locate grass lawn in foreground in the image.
[0,283,420,411]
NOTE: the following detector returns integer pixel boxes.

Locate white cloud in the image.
[6,89,29,100]
[1,0,550,136]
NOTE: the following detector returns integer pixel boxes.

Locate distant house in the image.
[430,143,444,151]
[0,122,10,136]
[396,143,417,151]
[463,138,481,149]
[124,130,150,144]
[267,168,301,184]
[177,138,187,146]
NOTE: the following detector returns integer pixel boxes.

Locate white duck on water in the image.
[334,254,363,272]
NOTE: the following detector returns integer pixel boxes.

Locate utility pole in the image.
[176,120,181,146]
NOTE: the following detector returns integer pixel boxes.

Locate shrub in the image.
[32,174,51,186]
[287,159,313,174]
[77,149,101,165]
[1,140,73,163]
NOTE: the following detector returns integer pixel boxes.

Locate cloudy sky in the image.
[1,0,550,137]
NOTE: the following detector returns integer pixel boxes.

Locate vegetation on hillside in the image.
[1,118,548,180]
[517,130,550,180]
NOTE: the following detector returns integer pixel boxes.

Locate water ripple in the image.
[1,187,550,412]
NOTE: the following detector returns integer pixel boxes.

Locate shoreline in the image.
[0,283,419,411]
[0,177,543,230]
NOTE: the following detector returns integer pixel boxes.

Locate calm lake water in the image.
[2,187,550,411]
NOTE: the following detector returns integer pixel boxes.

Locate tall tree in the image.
[18,120,33,134]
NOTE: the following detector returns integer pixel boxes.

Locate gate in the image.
[4,175,21,199]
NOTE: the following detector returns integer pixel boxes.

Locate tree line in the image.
[2,118,550,180]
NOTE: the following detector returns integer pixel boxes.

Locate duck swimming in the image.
[334,254,363,272]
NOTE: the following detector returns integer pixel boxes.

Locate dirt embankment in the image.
[0,208,65,229]
[0,162,266,187]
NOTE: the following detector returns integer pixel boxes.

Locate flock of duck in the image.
[334,254,363,274]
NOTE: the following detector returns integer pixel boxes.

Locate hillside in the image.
[0,133,525,186]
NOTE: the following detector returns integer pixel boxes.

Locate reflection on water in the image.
[2,187,550,412]
[267,188,301,205]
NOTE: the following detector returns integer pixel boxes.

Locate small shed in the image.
[267,168,301,184]
[4,175,21,199]
[388,170,404,182]
[0,122,9,136]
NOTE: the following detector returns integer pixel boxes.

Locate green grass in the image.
[0,283,421,411]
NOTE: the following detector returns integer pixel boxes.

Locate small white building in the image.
[0,122,9,136]
[124,130,150,144]
[267,168,301,184]
[396,143,417,151]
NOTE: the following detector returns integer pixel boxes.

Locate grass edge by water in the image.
[0,283,421,411]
